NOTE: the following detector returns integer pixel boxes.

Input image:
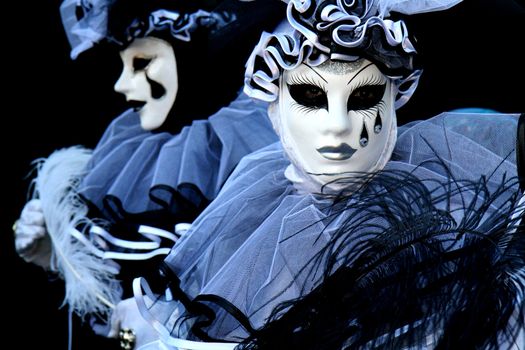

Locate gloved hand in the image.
[108,297,160,349]
[14,199,52,269]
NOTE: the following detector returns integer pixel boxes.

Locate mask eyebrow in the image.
[303,63,328,83]
[347,62,374,85]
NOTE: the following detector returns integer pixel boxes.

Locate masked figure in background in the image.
[13,0,284,342]
[125,0,523,349]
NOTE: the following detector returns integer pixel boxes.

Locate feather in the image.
[237,169,524,350]
[31,146,121,319]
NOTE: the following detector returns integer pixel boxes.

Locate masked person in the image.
[126,0,524,349]
[13,0,284,343]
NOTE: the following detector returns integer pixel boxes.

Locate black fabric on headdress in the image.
[289,0,418,77]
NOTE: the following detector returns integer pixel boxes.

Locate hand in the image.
[108,298,160,349]
[14,199,52,269]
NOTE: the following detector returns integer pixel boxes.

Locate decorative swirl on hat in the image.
[244,0,422,109]
[60,0,234,59]
[119,9,235,46]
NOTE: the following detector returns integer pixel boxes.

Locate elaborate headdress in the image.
[60,0,285,127]
[60,0,233,59]
[245,0,461,108]
[104,0,234,47]
[60,0,114,59]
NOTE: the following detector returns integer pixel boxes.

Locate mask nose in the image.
[114,68,132,96]
[322,98,352,136]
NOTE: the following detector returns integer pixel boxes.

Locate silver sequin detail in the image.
[316,59,365,75]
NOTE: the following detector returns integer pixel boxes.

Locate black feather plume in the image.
[237,169,524,350]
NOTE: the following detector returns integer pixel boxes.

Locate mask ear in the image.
[267,101,282,137]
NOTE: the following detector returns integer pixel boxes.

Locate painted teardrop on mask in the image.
[359,120,369,147]
[374,112,382,134]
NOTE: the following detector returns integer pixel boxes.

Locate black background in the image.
[2,0,524,349]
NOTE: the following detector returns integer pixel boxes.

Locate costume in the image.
[136,112,524,348]
[131,1,524,349]
[16,0,283,325]
[79,93,276,229]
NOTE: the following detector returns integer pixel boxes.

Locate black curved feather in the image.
[237,169,524,350]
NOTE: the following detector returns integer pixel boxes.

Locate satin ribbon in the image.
[70,224,178,261]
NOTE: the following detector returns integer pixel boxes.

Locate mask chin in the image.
[138,96,173,130]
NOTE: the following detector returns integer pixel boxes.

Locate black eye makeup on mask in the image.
[287,74,328,111]
[133,57,154,72]
[347,76,386,111]
[286,73,386,114]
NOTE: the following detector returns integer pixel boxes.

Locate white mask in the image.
[114,37,178,130]
[270,59,397,192]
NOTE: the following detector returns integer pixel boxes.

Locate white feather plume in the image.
[376,0,463,17]
[31,146,121,318]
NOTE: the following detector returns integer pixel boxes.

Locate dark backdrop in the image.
[2,0,524,349]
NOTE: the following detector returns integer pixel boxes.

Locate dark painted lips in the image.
[128,100,146,112]
[316,143,357,160]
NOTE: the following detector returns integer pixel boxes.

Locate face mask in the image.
[114,37,178,130]
[271,59,397,190]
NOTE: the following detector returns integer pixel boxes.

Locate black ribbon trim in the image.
[158,263,227,342]
[194,294,256,335]
[150,263,256,342]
